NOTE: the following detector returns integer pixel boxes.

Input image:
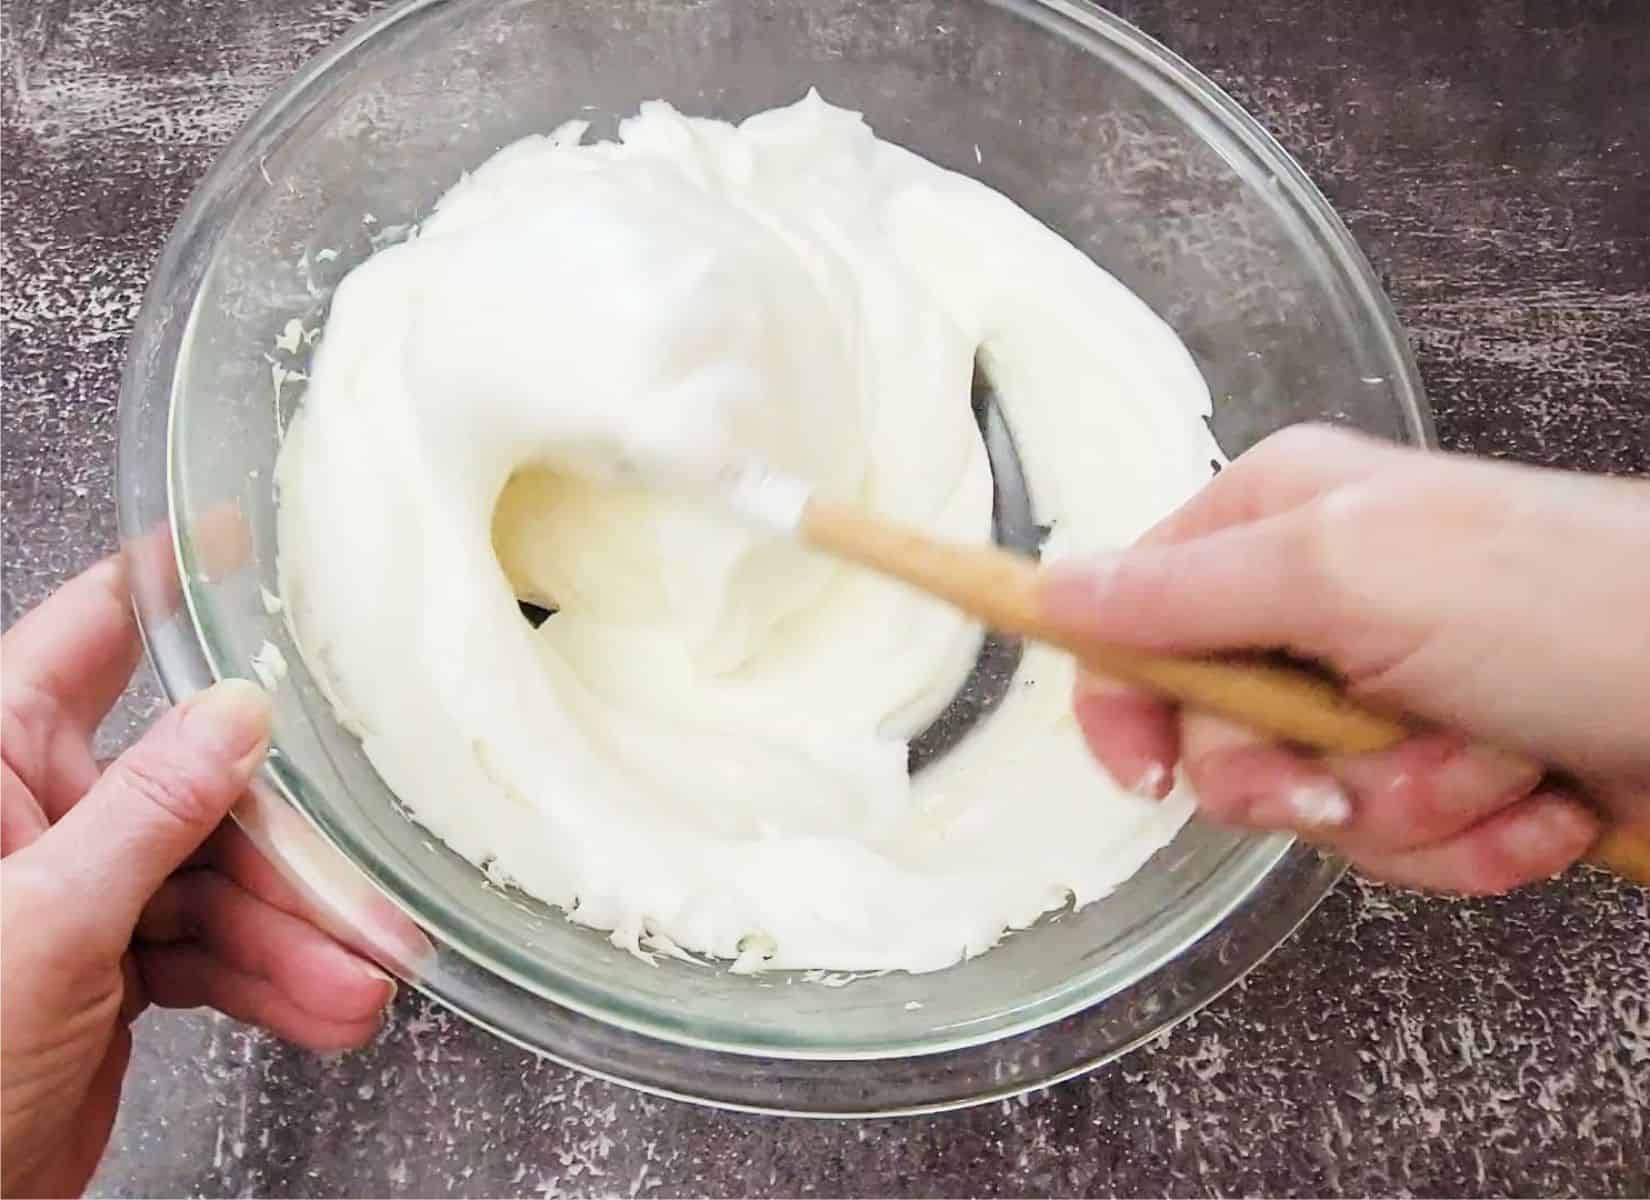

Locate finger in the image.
[1180,724,1549,855]
[137,943,384,1053]
[1,556,142,735]
[8,732,101,826]
[2,760,51,855]
[1346,791,1599,895]
[37,680,272,945]
[1138,424,1396,548]
[1072,673,1177,799]
[186,821,312,917]
[1180,712,1354,834]
[138,871,393,1022]
[1042,508,1340,660]
[0,557,140,818]
[124,503,255,626]
[185,809,438,976]
[1062,427,1390,798]
[1320,737,1544,854]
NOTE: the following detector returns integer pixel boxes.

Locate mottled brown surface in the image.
[3,0,1648,1196]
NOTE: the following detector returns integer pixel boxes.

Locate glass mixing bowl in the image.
[117,0,1431,1114]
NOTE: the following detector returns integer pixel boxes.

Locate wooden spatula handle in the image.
[1066,646,1414,752]
[1589,829,1650,883]
[805,498,1408,750]
[801,498,1650,884]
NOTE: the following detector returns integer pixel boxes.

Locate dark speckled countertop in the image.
[3,0,1648,1195]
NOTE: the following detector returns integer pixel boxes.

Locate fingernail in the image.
[1287,783,1354,829]
[321,941,399,1002]
[1072,671,1177,801]
[1132,762,1173,800]
[362,962,398,1003]
[182,679,272,774]
[1504,798,1597,871]
[1437,744,1543,811]
[1248,780,1352,831]
[360,897,439,973]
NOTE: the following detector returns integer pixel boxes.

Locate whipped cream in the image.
[276,92,1219,973]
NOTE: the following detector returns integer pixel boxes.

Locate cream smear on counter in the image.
[275,91,1220,974]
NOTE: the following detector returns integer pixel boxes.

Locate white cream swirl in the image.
[276,92,1219,973]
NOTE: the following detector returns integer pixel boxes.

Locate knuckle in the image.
[0,681,59,775]
[112,754,220,834]
[1096,551,1177,634]
[1109,555,1166,619]
[0,857,85,966]
[1297,485,1361,572]
[1184,753,1251,825]
[1247,422,1353,465]
[1282,495,1364,640]
[2,855,67,916]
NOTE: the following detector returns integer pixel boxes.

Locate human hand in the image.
[1,558,395,1198]
[1046,425,1650,895]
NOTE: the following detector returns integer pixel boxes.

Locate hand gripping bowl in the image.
[117,0,1431,1115]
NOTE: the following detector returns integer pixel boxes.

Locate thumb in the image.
[41,679,272,943]
[1040,511,1338,660]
